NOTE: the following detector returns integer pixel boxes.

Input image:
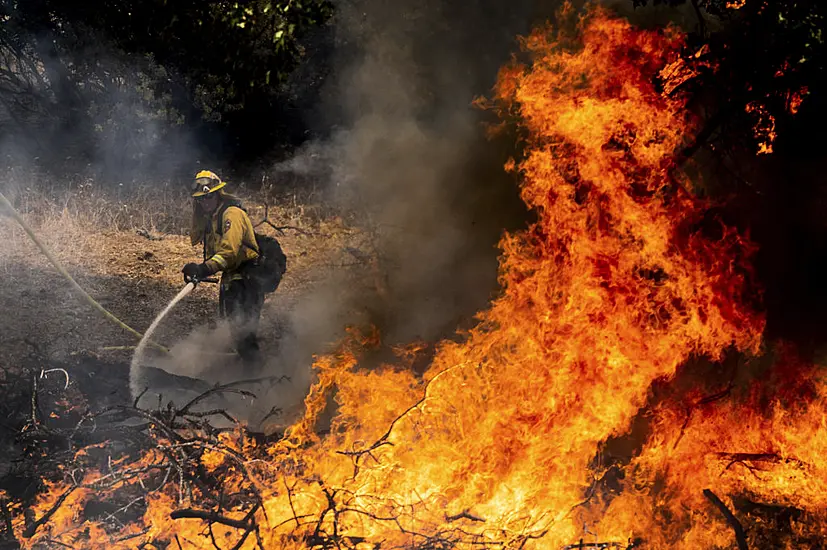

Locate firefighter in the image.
[182,170,264,365]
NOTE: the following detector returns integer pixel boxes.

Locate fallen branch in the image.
[177,375,289,418]
[336,364,470,477]
[716,452,806,474]
[178,387,257,418]
[256,219,313,237]
[115,528,151,543]
[42,539,74,549]
[253,203,314,236]
[23,486,76,538]
[30,373,39,427]
[562,542,633,550]
[703,489,748,550]
[1,497,13,538]
[673,384,734,450]
[445,509,486,523]
[170,509,254,530]
[259,406,283,425]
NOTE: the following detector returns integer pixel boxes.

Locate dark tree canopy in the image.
[0,0,333,177]
[633,0,825,160]
[0,0,824,185]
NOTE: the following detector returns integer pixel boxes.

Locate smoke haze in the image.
[130,0,552,423]
[271,0,542,350]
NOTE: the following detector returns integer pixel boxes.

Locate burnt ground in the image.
[0,211,376,524]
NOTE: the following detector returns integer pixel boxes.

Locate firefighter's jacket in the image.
[196,200,259,284]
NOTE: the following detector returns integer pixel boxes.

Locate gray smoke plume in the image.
[268,0,540,360]
[139,0,715,426]
[132,0,548,428]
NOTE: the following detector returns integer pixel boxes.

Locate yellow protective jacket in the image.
[191,198,259,283]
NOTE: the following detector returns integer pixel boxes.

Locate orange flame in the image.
[596,345,827,546]
[745,101,777,155]
[23,6,827,549]
[788,86,809,115]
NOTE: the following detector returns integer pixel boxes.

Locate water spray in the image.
[0,191,235,397]
[128,274,227,400]
[129,281,196,398]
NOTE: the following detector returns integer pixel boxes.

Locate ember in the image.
[7,6,826,550]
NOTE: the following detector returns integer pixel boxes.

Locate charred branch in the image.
[284,478,302,528]
[0,497,13,538]
[703,489,748,550]
[445,509,486,523]
[22,485,76,538]
[115,528,151,543]
[335,366,470,477]
[169,508,255,530]
[177,375,287,420]
[41,538,74,549]
[563,542,637,550]
[178,387,257,418]
[673,383,735,450]
[716,452,806,474]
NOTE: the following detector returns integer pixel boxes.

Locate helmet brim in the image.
[191,180,226,197]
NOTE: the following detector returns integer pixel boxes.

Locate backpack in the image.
[243,232,287,294]
[210,201,287,294]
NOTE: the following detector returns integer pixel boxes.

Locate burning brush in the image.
[4,5,827,550]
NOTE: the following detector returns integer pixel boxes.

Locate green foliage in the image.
[46,0,332,116]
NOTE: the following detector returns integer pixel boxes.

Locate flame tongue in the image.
[274,8,764,547]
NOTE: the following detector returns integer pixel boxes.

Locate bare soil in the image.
[0,207,375,506]
[0,212,367,369]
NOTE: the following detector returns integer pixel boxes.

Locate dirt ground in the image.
[0,209,370,363]
[0,198,390,530]
[0,202,382,437]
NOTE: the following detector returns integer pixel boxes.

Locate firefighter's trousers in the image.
[218,276,264,365]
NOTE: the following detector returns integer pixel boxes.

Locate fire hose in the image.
[0,190,171,353]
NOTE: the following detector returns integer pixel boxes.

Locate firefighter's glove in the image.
[182,262,212,283]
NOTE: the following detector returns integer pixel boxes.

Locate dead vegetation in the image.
[0,175,377,365]
[1,362,565,550]
[0,175,391,548]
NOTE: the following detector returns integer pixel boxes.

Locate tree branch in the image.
[23,486,76,538]
[703,489,748,550]
[170,509,254,530]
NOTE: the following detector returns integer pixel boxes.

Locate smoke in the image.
[127,0,553,428]
[11,0,755,428]
[0,25,208,188]
[598,0,711,31]
[227,0,757,428]
[266,0,543,361]
[126,0,761,427]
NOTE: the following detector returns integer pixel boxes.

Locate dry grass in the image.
[0,175,377,366]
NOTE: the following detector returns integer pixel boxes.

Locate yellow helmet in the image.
[191,170,227,197]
